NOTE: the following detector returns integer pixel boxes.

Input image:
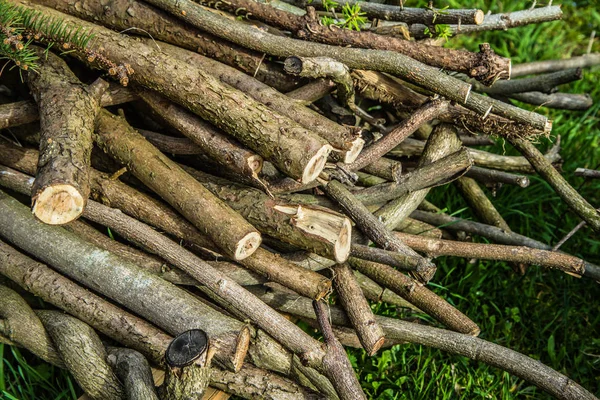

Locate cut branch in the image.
[107,347,160,400]
[26,48,107,224]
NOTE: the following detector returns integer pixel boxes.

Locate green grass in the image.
[1,0,599,399]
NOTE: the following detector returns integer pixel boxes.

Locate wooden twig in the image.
[473,68,582,95]
[395,232,585,276]
[323,179,436,282]
[35,310,124,400]
[313,300,367,400]
[465,166,530,188]
[508,137,600,232]
[509,92,593,110]
[332,264,385,356]
[138,91,265,181]
[285,78,335,104]
[25,48,107,224]
[511,53,600,77]
[575,168,600,179]
[455,177,511,231]
[94,110,262,261]
[107,347,160,400]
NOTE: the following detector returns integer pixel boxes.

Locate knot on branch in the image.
[471,43,511,86]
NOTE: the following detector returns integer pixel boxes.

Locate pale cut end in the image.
[232,327,252,372]
[302,145,332,184]
[473,9,485,25]
[507,59,512,80]
[342,138,365,164]
[334,217,352,263]
[234,231,262,261]
[247,155,264,178]
[463,85,472,103]
[366,336,386,357]
[544,119,553,133]
[32,184,85,225]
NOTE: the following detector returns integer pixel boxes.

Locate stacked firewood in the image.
[0,0,598,398]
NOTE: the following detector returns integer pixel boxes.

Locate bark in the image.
[351,148,473,205]
[465,166,530,188]
[182,167,352,263]
[138,91,264,181]
[348,258,480,335]
[0,190,249,371]
[362,157,402,182]
[107,347,160,400]
[285,78,335,104]
[409,210,600,282]
[509,92,593,110]
[346,100,450,171]
[511,53,600,77]
[350,245,424,273]
[508,137,600,232]
[324,179,436,282]
[408,5,563,38]
[474,68,582,95]
[0,83,136,130]
[0,239,172,365]
[394,232,585,276]
[392,137,561,173]
[575,168,600,179]
[18,2,331,183]
[200,0,506,84]
[35,310,124,400]
[332,264,385,356]
[94,110,262,261]
[374,123,463,232]
[137,129,202,155]
[33,0,298,92]
[455,177,511,231]
[151,47,363,163]
[255,287,598,400]
[0,285,64,367]
[26,48,106,225]
[102,0,550,129]
[313,300,367,400]
[162,330,212,400]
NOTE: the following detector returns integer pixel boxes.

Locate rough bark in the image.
[332,263,384,356]
[107,347,160,400]
[0,239,173,365]
[374,123,463,233]
[0,190,249,371]
[0,285,64,367]
[138,90,264,182]
[348,258,480,335]
[26,48,106,224]
[94,110,262,261]
[0,83,136,130]
[34,0,298,93]
[35,310,124,400]
[182,167,352,263]
[508,137,600,232]
[395,232,585,276]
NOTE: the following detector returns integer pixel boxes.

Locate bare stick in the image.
[332,263,384,355]
[0,285,64,367]
[465,166,530,188]
[323,179,436,282]
[313,300,367,400]
[394,232,585,276]
[0,239,172,365]
[508,137,600,232]
[138,91,264,181]
[107,347,159,400]
[408,5,563,38]
[455,177,511,231]
[285,78,335,104]
[26,48,107,224]
[474,68,582,95]
[94,110,262,261]
[348,258,480,335]
[137,129,201,155]
[511,53,600,77]
[352,148,473,205]
[346,100,449,171]
[374,123,463,231]
[509,92,593,110]
[0,190,250,371]
[35,310,124,400]
[575,168,600,179]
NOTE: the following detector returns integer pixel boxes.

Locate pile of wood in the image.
[0,0,598,398]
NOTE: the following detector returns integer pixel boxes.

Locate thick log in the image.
[94,110,262,261]
[26,48,106,224]
[107,347,160,400]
